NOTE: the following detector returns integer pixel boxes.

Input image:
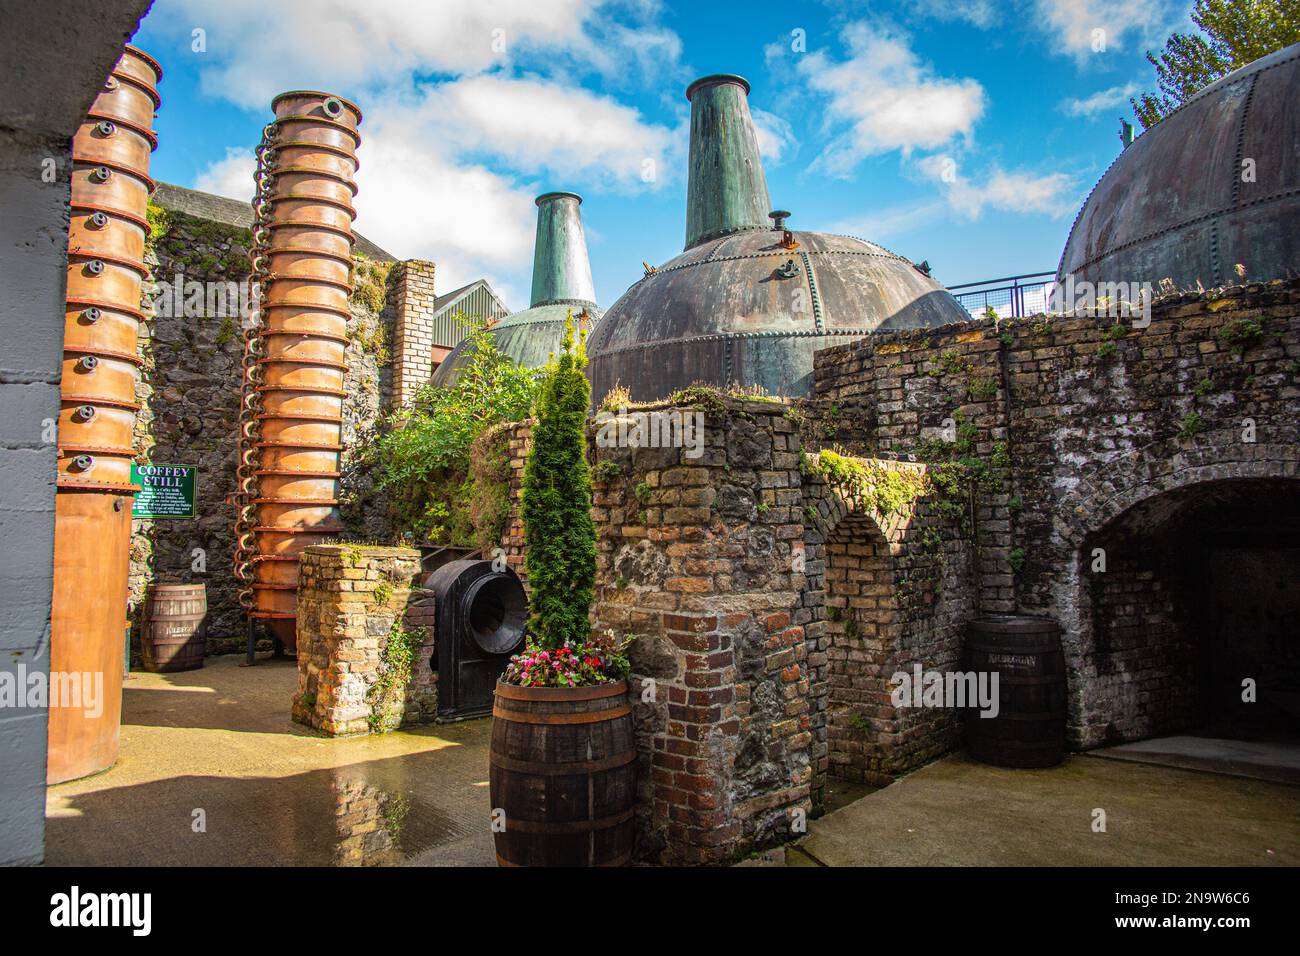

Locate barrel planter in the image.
[962,615,1067,768]
[142,583,207,673]
[489,680,635,867]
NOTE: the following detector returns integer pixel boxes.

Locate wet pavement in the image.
[45,654,496,866]
[44,655,1300,868]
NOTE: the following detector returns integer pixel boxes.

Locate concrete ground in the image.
[1091,734,1300,786]
[790,751,1299,867]
[45,654,497,866]
[46,657,1300,868]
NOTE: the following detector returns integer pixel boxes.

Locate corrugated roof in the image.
[152,182,398,261]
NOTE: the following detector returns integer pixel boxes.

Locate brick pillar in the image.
[391,259,437,406]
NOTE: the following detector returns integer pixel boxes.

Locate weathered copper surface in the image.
[1058,42,1300,289]
[237,91,361,644]
[49,45,160,784]
[684,75,771,250]
[588,227,966,402]
[432,192,602,387]
[587,74,968,403]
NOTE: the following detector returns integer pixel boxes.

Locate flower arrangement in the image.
[503,639,631,688]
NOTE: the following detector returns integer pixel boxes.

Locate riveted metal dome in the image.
[587,74,967,403]
[587,228,962,402]
[1058,42,1300,289]
[433,191,601,387]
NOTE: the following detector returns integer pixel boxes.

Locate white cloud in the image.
[792,22,986,175]
[1059,82,1143,117]
[751,108,798,164]
[429,75,676,187]
[193,147,255,202]
[826,199,949,242]
[170,0,684,303]
[1034,0,1181,62]
[918,153,1076,219]
[915,0,998,28]
[158,0,608,108]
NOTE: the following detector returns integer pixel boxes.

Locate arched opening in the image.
[1079,477,1300,758]
[822,513,901,789]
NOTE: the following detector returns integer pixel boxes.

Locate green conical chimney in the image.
[684,74,772,250]
[530,191,597,308]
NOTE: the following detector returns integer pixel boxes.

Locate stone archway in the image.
[802,459,975,802]
[1048,441,1300,748]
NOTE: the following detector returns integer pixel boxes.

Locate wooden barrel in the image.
[142,583,207,672]
[490,680,635,867]
[963,616,1066,768]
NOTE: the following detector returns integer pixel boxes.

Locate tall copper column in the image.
[48,46,161,783]
[234,92,361,651]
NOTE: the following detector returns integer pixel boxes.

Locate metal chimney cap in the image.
[535,191,583,206]
[769,210,792,228]
[686,73,751,102]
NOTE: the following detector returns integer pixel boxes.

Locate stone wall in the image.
[801,460,974,792]
[494,394,974,863]
[813,279,1300,747]
[292,545,436,735]
[128,204,410,653]
[479,280,1299,863]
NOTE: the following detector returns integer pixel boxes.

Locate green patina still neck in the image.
[530,192,597,308]
[684,74,773,250]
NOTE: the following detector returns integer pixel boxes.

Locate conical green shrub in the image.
[521,314,596,650]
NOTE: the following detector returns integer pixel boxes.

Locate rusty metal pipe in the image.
[234,91,361,649]
[48,45,161,784]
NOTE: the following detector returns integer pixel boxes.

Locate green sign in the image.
[131,463,198,519]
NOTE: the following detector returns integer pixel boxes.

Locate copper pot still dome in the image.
[1058,42,1300,290]
[587,73,968,403]
[431,191,603,388]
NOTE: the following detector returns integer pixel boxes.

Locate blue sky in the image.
[133,0,1194,310]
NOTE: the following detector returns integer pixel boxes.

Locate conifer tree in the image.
[520,314,596,650]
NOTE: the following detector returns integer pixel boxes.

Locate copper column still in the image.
[48,46,162,784]
[234,92,361,652]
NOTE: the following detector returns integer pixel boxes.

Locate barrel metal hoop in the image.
[491,703,631,724]
[502,807,634,835]
[489,750,636,776]
[493,681,629,702]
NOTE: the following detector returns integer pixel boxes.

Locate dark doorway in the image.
[1084,478,1300,748]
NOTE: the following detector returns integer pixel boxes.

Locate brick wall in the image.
[813,279,1300,747]
[391,260,438,406]
[494,396,974,861]
[293,545,436,735]
[801,462,973,792]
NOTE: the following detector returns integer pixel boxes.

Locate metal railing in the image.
[947,271,1056,319]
